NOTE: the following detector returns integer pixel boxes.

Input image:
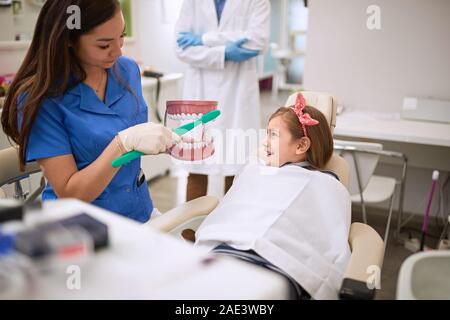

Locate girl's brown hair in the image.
[1,0,121,170]
[269,105,334,169]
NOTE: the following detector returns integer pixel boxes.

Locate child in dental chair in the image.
[194,93,351,300]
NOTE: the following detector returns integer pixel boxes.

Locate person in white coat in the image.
[195,95,352,300]
[174,0,271,201]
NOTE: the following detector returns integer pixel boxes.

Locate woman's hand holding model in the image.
[117,123,181,155]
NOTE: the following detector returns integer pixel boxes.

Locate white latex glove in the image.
[118,123,181,155]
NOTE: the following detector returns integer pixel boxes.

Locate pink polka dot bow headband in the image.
[292,93,319,138]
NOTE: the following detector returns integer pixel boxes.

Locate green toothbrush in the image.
[112,109,221,168]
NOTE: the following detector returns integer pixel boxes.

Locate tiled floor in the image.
[147,90,437,300]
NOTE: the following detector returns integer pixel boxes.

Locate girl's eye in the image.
[99,45,109,49]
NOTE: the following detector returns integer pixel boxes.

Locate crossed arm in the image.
[174,0,270,69]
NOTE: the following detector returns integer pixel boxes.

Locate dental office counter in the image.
[334,110,450,171]
[335,110,450,148]
[16,199,288,300]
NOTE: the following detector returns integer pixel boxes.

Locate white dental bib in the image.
[195,163,351,300]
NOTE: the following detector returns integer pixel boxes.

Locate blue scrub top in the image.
[25,56,153,223]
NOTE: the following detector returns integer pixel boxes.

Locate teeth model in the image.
[166,101,218,161]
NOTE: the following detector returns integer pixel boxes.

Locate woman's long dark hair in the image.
[1,0,121,170]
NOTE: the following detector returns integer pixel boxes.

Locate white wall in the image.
[0,1,40,42]
[135,0,186,73]
[0,5,14,42]
[0,46,27,74]
[304,0,450,112]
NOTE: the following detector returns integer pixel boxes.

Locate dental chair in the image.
[0,146,45,203]
[148,92,385,300]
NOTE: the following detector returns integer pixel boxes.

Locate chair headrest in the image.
[285,91,337,134]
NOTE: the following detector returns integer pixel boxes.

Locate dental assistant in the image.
[174,0,271,201]
[1,0,179,223]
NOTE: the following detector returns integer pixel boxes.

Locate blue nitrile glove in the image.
[225,38,260,62]
[177,32,203,50]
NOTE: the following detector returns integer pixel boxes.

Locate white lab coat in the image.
[174,0,271,176]
[195,163,352,300]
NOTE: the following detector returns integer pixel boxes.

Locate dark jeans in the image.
[212,243,311,300]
